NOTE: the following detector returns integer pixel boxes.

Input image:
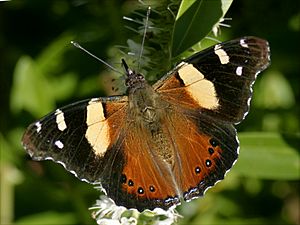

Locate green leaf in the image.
[234,132,300,180]
[220,0,234,17]
[51,72,78,101]
[172,0,233,56]
[254,70,295,109]
[10,35,78,117]
[10,56,55,117]
[15,211,76,225]
[37,33,74,74]
[176,0,197,18]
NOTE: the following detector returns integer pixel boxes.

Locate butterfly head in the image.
[122,59,147,90]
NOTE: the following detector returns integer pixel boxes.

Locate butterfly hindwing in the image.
[165,109,238,201]
[105,122,180,211]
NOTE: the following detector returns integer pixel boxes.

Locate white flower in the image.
[90,191,181,225]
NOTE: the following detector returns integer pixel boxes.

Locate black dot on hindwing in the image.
[149,185,155,192]
[124,177,156,196]
[138,187,144,195]
[128,179,134,186]
[121,174,127,183]
[195,166,201,174]
[206,159,212,167]
[208,147,214,155]
[209,138,219,147]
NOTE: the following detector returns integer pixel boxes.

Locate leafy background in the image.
[0,0,299,224]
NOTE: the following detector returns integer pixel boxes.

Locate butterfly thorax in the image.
[126,71,166,124]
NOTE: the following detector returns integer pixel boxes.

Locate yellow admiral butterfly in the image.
[22,36,270,211]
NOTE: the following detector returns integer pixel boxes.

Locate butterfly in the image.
[22,36,270,212]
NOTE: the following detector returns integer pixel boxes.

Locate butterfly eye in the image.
[137,74,145,80]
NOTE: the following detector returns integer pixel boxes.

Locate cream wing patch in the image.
[178,63,219,109]
[55,109,67,131]
[85,99,110,156]
[214,44,229,64]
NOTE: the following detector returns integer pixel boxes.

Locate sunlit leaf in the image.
[37,34,74,74]
[235,132,300,180]
[51,72,78,101]
[10,56,55,117]
[254,70,295,109]
[15,211,76,225]
[10,36,78,117]
[172,0,233,56]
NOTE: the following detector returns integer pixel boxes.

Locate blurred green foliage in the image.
[0,0,299,225]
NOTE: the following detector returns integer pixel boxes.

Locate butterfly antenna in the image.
[121,59,130,74]
[71,41,123,75]
[137,6,151,72]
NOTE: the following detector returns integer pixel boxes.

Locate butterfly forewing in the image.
[155,36,270,123]
[22,96,128,183]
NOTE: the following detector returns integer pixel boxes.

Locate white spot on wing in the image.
[85,100,110,156]
[90,98,99,103]
[214,44,229,64]
[42,156,100,185]
[240,39,248,48]
[55,109,67,131]
[35,121,42,133]
[236,66,243,76]
[55,140,64,149]
[177,64,219,109]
